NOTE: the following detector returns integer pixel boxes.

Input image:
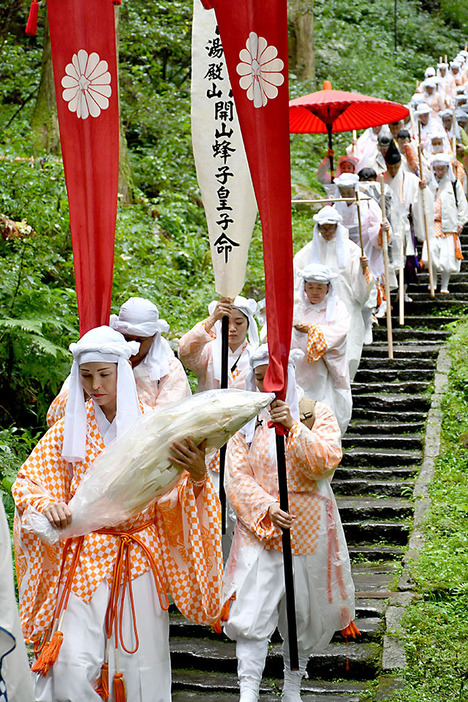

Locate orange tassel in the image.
[211,595,235,634]
[341,620,361,638]
[113,672,126,702]
[31,631,63,676]
[25,0,39,36]
[95,662,109,700]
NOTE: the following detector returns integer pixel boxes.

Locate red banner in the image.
[47,0,120,335]
[201,0,293,400]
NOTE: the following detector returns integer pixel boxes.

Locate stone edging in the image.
[380,346,451,672]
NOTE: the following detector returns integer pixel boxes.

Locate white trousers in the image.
[34,571,170,702]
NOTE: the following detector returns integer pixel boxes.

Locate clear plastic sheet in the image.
[24,389,274,544]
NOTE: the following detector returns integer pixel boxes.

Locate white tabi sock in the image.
[236,637,269,701]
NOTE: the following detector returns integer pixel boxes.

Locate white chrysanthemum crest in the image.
[236,32,285,108]
[61,49,112,120]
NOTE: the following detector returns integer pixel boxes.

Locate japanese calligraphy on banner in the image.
[47,0,119,335]
[191,0,257,299]
[200,0,293,400]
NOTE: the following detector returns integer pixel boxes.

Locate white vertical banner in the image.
[191,0,257,299]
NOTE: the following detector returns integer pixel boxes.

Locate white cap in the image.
[334,173,359,189]
[313,205,343,225]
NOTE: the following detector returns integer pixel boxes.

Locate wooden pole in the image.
[452,108,457,156]
[275,432,299,671]
[351,130,357,156]
[219,314,229,533]
[399,262,405,325]
[291,196,372,205]
[379,175,394,359]
[417,122,435,298]
[355,189,365,255]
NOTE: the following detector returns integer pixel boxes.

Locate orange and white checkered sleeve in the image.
[12,421,70,515]
[178,321,215,376]
[286,402,342,481]
[225,431,279,542]
[306,324,328,362]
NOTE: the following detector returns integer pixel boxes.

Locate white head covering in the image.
[334,173,359,189]
[109,297,172,382]
[298,263,338,322]
[207,295,259,382]
[415,103,432,116]
[431,152,455,178]
[423,77,437,90]
[310,206,350,270]
[62,326,141,462]
[424,67,436,78]
[242,344,301,443]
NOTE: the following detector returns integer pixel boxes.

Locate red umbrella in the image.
[289,81,409,175]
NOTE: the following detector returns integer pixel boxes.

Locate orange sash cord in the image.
[325,498,347,604]
[97,520,169,655]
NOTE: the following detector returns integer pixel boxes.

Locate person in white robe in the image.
[333,173,382,340]
[383,140,435,300]
[292,263,352,435]
[346,125,387,169]
[424,153,468,292]
[294,206,374,381]
[0,500,34,702]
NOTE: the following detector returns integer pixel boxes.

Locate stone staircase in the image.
[170,243,467,700]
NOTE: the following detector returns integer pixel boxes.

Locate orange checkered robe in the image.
[225,402,342,555]
[12,402,223,644]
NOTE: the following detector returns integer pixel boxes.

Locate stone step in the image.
[341,447,421,467]
[351,393,430,412]
[349,545,406,562]
[334,465,418,481]
[342,520,410,545]
[346,421,424,435]
[353,367,434,383]
[379,315,459,329]
[172,672,367,700]
[351,380,430,395]
[361,344,440,359]
[170,638,381,680]
[337,497,413,522]
[372,327,449,342]
[342,435,421,450]
[333,479,414,498]
[357,356,436,371]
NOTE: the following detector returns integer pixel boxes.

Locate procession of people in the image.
[4,45,468,702]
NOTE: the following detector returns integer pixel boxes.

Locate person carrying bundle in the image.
[12,326,223,702]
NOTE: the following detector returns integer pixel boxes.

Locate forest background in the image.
[1,1,468,700]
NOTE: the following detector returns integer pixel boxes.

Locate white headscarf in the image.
[309,206,350,270]
[110,297,172,382]
[298,263,338,322]
[430,153,456,191]
[242,344,302,443]
[62,326,141,462]
[208,296,259,382]
[334,173,359,189]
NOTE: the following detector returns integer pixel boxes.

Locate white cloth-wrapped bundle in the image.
[26,389,274,544]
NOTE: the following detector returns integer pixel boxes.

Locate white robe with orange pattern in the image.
[292,296,352,435]
[223,403,355,651]
[12,402,223,698]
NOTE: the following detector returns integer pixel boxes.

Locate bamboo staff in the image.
[452,108,457,156]
[379,175,394,359]
[417,122,435,297]
[291,196,372,205]
[399,241,405,325]
[355,189,365,255]
[351,130,358,156]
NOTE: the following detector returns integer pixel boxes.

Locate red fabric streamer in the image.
[25,0,39,36]
[202,0,293,401]
[47,0,119,334]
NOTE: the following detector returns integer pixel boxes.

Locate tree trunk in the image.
[288,0,315,84]
[30,10,61,154]
[115,5,133,204]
